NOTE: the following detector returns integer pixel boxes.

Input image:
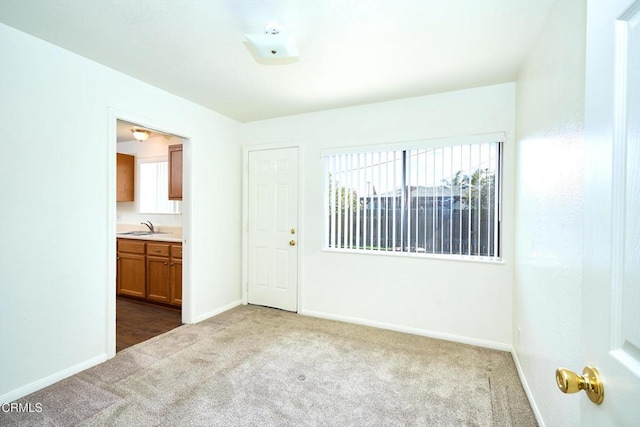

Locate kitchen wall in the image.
[117,134,183,228]
[0,23,242,403]
[513,0,587,425]
[242,83,516,348]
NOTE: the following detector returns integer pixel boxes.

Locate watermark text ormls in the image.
[1,402,43,413]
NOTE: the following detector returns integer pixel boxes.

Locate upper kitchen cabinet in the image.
[168,144,183,200]
[117,153,135,202]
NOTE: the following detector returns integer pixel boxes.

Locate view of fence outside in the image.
[325,141,501,258]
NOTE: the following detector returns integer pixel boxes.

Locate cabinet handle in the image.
[170,263,174,266]
[154,249,161,253]
[164,262,168,266]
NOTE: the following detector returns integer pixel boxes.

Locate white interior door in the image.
[247,147,299,312]
[583,0,640,423]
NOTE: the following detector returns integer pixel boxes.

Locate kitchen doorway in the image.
[109,113,190,356]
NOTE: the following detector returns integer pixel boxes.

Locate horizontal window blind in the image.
[324,140,501,259]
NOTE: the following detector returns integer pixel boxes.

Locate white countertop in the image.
[116,233,182,243]
[116,224,182,243]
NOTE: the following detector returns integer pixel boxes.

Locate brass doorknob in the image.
[555,366,604,404]
[289,240,296,246]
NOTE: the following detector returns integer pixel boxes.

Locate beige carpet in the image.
[1,305,537,426]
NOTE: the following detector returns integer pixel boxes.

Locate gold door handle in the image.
[555,366,604,404]
[289,240,296,246]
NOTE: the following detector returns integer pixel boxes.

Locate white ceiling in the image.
[0,0,555,122]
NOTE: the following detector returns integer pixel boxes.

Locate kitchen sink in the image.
[117,231,153,236]
[117,231,169,236]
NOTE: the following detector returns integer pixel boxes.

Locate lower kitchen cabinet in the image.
[170,244,183,305]
[146,242,171,303]
[117,238,182,307]
[117,240,146,298]
[147,256,171,303]
[117,253,146,298]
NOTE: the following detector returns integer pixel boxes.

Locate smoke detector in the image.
[245,22,299,60]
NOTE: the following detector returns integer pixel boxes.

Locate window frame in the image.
[137,156,182,215]
[322,133,504,263]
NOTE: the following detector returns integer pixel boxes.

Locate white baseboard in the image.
[511,349,544,427]
[193,299,242,323]
[0,353,108,405]
[299,309,512,352]
[2,300,243,405]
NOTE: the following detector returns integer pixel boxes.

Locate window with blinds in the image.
[324,138,502,260]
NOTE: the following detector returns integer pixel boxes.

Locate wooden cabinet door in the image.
[116,153,135,202]
[117,253,145,298]
[170,258,182,306]
[168,144,182,200]
[117,239,182,307]
[146,256,170,303]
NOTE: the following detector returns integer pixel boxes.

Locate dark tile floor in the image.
[116,297,182,352]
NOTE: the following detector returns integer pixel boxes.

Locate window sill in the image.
[321,247,505,265]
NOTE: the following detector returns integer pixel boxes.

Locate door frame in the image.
[107,108,192,358]
[241,143,303,311]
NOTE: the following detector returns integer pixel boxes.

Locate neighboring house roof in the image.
[365,185,463,198]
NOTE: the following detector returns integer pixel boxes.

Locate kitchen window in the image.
[138,159,181,214]
[323,135,502,260]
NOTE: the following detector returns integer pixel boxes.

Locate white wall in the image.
[0,23,242,403]
[242,83,516,348]
[513,0,586,425]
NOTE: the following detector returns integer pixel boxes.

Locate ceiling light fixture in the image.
[131,129,151,142]
[245,22,299,60]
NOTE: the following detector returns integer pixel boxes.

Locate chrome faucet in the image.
[141,221,154,233]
